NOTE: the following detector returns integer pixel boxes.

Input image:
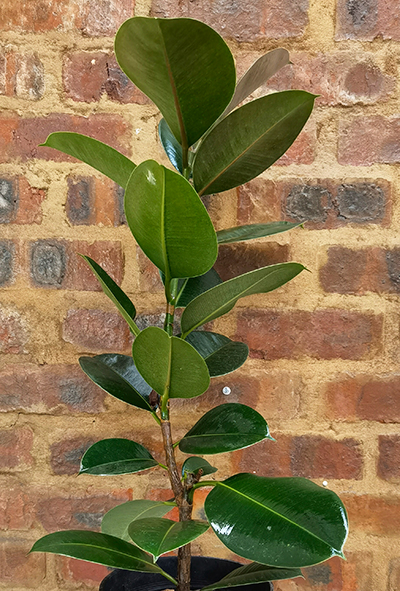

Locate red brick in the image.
[388,558,400,591]
[63,52,149,104]
[137,247,164,293]
[214,243,289,282]
[37,490,131,532]
[336,0,400,41]
[236,435,292,477]
[275,123,316,165]
[378,436,400,481]
[0,485,36,530]
[237,179,281,225]
[0,539,45,587]
[342,494,400,535]
[50,437,96,475]
[237,309,382,360]
[0,114,131,163]
[325,375,400,423]
[0,176,46,225]
[151,0,309,42]
[66,176,124,226]
[0,427,34,472]
[0,308,28,354]
[57,556,109,588]
[0,0,134,36]
[0,50,44,100]
[0,364,106,414]
[339,116,400,166]
[63,309,132,353]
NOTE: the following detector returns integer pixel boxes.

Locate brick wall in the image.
[0,0,399,590]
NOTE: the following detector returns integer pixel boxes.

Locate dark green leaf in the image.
[182,456,217,477]
[201,562,303,590]
[40,132,135,188]
[204,474,348,567]
[181,263,305,337]
[193,91,316,195]
[80,255,138,334]
[30,531,174,579]
[132,326,210,399]
[179,403,272,454]
[220,49,290,120]
[159,119,183,173]
[115,17,236,147]
[79,354,153,412]
[125,160,217,281]
[80,439,158,475]
[217,222,301,245]
[128,517,209,561]
[102,500,175,542]
[185,332,248,377]
[176,268,222,308]
[79,439,158,476]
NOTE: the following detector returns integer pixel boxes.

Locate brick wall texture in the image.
[0,0,399,590]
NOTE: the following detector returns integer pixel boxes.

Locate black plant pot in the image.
[99,556,273,591]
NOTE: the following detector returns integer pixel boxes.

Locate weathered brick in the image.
[237,309,382,360]
[0,364,106,414]
[0,176,46,225]
[0,427,33,472]
[63,309,132,353]
[343,494,400,535]
[275,123,316,165]
[152,0,309,42]
[336,0,400,40]
[325,375,400,423]
[237,179,281,225]
[0,114,130,163]
[30,240,66,287]
[66,176,125,226]
[0,539,46,587]
[37,490,131,532]
[214,243,289,282]
[50,437,96,475]
[388,558,400,591]
[0,485,36,531]
[378,436,400,481]
[339,116,400,166]
[0,49,44,100]
[0,308,28,354]
[137,247,163,293]
[63,52,148,104]
[57,556,109,588]
[0,0,134,36]
[0,241,14,286]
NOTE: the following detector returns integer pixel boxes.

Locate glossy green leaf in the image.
[201,562,303,590]
[217,222,301,245]
[159,119,183,173]
[204,474,348,567]
[40,132,135,188]
[115,17,236,147]
[176,268,222,308]
[179,403,272,455]
[80,255,138,334]
[102,500,175,542]
[128,517,209,561]
[79,354,153,412]
[80,439,158,475]
[125,160,217,281]
[185,331,248,377]
[220,49,290,120]
[193,91,316,196]
[181,263,305,337]
[182,456,218,477]
[132,326,210,399]
[30,531,174,580]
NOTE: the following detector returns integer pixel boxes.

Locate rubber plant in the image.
[30,16,348,591]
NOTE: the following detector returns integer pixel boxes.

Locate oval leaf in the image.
[159,119,183,173]
[133,327,210,399]
[217,222,301,245]
[193,91,316,195]
[181,263,305,337]
[80,255,138,334]
[79,354,153,412]
[204,474,348,567]
[176,268,222,308]
[102,500,176,542]
[185,332,248,377]
[40,132,135,188]
[128,518,209,561]
[179,403,272,455]
[30,531,173,578]
[115,17,236,147]
[201,562,303,591]
[182,456,217,477]
[125,160,217,280]
[80,439,158,475]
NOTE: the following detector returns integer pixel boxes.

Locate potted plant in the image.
[30,16,348,591]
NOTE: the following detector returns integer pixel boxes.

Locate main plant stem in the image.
[161,419,193,591]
